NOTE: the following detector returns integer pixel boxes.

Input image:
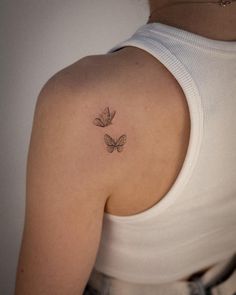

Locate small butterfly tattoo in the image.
[93,107,116,127]
[104,134,127,153]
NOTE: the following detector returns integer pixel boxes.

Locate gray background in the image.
[0,1,149,294]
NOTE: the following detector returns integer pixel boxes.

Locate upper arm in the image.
[15,62,116,295]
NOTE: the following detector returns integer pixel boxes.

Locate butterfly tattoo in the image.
[104,134,127,153]
[93,107,116,127]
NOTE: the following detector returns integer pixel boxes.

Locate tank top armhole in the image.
[104,36,204,223]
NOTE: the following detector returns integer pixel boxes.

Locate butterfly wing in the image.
[116,134,127,152]
[116,134,127,145]
[116,145,124,152]
[109,110,116,122]
[94,107,115,127]
[104,134,116,153]
[106,145,115,153]
[93,118,106,127]
[101,107,110,121]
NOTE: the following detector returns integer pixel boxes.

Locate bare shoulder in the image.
[64,47,190,217]
[16,54,138,294]
[36,47,190,203]
[32,50,160,199]
[36,47,189,189]
[33,55,130,197]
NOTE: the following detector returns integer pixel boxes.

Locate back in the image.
[103,45,191,218]
[92,22,236,284]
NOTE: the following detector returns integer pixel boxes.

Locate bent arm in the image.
[14,66,114,295]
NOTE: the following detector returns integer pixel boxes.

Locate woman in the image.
[15,0,236,294]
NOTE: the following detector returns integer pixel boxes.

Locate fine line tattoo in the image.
[93,107,116,127]
[104,134,127,153]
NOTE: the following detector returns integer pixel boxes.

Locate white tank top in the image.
[93,22,236,284]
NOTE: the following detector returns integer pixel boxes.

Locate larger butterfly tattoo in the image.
[93,107,116,127]
[104,134,127,153]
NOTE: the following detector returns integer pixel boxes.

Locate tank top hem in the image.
[95,248,236,284]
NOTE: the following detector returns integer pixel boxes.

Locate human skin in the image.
[148,0,236,41]
[14,1,236,294]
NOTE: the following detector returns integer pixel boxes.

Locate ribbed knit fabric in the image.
[93,22,236,284]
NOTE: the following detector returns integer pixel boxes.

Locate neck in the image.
[147,0,236,41]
